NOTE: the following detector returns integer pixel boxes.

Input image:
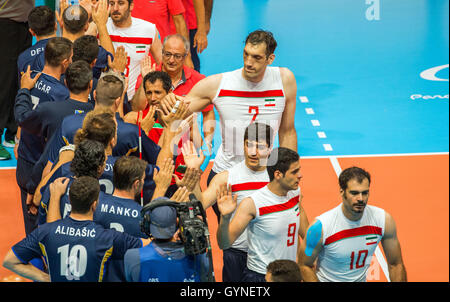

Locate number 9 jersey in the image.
[246,186,301,275]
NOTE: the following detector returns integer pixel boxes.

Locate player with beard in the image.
[298,167,407,282]
[106,0,163,98]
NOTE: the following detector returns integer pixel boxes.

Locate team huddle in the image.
[1,0,407,282]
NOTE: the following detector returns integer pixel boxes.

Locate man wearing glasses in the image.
[132,33,215,147]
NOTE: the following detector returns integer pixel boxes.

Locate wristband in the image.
[59,144,75,154]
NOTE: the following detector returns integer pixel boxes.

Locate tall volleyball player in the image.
[160,30,298,220]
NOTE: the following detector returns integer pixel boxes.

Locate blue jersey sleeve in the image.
[111,231,143,260]
[11,228,43,264]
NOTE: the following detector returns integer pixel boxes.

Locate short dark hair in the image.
[143,71,172,94]
[28,6,56,37]
[267,147,300,182]
[95,75,124,106]
[73,35,99,65]
[65,61,93,94]
[62,5,89,34]
[70,139,106,178]
[113,156,148,191]
[244,122,274,147]
[44,37,73,67]
[73,109,116,148]
[266,260,302,282]
[69,176,100,214]
[245,30,277,57]
[339,167,371,191]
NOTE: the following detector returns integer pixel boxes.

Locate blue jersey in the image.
[93,46,113,79]
[15,88,93,143]
[12,216,143,282]
[124,242,210,282]
[17,74,69,164]
[38,156,118,225]
[17,38,50,75]
[47,113,161,166]
[94,194,148,281]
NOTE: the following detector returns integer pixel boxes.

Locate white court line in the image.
[299,96,309,103]
[329,156,391,282]
[299,151,449,159]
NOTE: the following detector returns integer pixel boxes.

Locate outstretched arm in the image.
[278,67,298,151]
[3,249,50,282]
[381,212,407,282]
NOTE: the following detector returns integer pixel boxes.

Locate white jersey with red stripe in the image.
[246,186,301,275]
[106,17,157,98]
[211,67,286,173]
[227,160,269,252]
[315,204,386,282]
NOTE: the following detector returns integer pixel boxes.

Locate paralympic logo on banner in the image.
[420,64,449,82]
[410,64,449,101]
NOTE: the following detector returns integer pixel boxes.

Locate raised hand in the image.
[140,56,156,79]
[171,186,190,203]
[181,140,205,169]
[216,183,237,218]
[153,158,174,192]
[173,167,201,192]
[108,46,128,73]
[92,0,109,27]
[20,65,41,90]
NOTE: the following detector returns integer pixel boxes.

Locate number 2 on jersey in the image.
[248,106,259,123]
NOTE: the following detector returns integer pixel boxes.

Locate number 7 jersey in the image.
[211,67,286,173]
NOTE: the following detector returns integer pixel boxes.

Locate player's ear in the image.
[91,199,98,212]
[28,28,36,37]
[267,53,275,65]
[90,58,97,69]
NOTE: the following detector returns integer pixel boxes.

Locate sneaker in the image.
[2,139,15,148]
[0,145,12,160]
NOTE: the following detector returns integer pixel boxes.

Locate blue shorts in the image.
[222,248,247,282]
[242,266,266,282]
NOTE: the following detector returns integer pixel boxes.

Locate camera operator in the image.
[124,197,211,282]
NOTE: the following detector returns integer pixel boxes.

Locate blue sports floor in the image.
[0,0,448,282]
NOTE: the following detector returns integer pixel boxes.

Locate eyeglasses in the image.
[162,50,186,61]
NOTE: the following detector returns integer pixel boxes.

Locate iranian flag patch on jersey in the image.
[365,235,379,245]
[265,98,276,107]
[136,45,146,54]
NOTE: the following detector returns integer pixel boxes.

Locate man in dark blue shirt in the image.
[3,176,149,282]
[15,60,94,146]
[59,4,114,79]
[94,156,150,281]
[15,37,73,236]
[17,5,57,75]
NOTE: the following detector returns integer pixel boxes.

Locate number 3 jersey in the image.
[315,204,385,282]
[246,186,301,275]
[212,67,286,173]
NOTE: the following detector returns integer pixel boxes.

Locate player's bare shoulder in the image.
[279,67,297,90]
